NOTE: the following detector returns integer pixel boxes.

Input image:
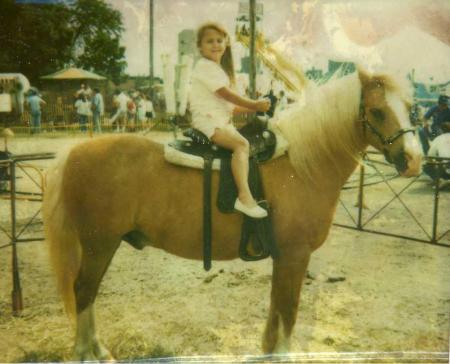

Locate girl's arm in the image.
[216,87,270,112]
[233,105,255,115]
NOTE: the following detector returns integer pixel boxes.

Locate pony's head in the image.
[359,70,422,177]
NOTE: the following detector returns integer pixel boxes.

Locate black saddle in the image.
[169,121,277,163]
[168,122,279,271]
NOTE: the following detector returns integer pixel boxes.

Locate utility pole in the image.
[149,0,154,98]
[249,0,256,99]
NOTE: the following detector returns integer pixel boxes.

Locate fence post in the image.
[357,164,365,229]
[10,161,23,315]
[431,176,440,244]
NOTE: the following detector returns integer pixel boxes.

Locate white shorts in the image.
[193,119,235,139]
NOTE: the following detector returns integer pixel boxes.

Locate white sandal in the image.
[234,198,268,219]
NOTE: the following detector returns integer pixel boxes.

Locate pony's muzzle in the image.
[392,150,422,177]
[400,152,422,177]
[388,134,422,177]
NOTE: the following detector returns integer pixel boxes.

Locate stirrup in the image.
[234,199,268,219]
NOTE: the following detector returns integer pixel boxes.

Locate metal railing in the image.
[0,153,55,315]
[334,153,450,248]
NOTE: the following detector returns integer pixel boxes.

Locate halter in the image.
[359,99,415,164]
[359,101,415,146]
[362,118,415,146]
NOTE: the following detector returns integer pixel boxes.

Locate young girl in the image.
[190,22,270,218]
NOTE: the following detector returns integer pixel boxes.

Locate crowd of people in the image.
[109,88,154,132]
[74,83,154,133]
[21,82,155,134]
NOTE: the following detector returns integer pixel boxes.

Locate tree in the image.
[77,32,127,84]
[0,0,127,84]
[71,0,127,84]
[0,0,73,83]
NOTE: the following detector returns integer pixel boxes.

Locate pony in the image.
[42,69,422,361]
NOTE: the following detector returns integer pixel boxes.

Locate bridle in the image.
[359,101,415,164]
[362,117,415,146]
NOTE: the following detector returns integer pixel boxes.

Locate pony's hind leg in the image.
[72,237,120,361]
[74,304,113,361]
[263,247,311,354]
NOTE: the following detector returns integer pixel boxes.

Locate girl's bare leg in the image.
[211,127,255,206]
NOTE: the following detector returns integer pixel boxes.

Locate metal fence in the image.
[335,152,450,248]
[0,153,54,315]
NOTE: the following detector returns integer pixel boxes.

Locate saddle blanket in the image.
[164,131,289,170]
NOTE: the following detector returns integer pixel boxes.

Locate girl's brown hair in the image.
[196,22,236,86]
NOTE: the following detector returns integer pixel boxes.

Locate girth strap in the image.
[203,155,213,271]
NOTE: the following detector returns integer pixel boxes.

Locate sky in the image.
[106,0,298,77]
[106,0,450,84]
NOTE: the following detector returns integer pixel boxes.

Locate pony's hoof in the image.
[94,342,115,362]
[72,342,115,362]
[71,352,115,363]
[72,349,97,362]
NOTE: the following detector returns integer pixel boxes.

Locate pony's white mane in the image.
[274,72,363,180]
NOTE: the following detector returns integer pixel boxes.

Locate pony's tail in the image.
[43,152,81,320]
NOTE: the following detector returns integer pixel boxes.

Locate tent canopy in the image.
[40,67,106,80]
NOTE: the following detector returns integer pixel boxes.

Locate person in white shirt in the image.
[91,88,104,132]
[189,22,270,218]
[74,93,91,132]
[110,89,129,132]
[136,94,146,125]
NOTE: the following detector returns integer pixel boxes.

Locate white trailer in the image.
[0,73,30,114]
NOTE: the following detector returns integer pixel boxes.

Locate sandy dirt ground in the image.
[0,132,449,362]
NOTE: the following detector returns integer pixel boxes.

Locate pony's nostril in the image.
[402,150,422,177]
[404,152,413,162]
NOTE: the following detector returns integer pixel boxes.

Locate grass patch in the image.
[119,344,176,361]
[14,350,64,363]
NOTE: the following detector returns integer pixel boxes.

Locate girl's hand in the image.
[254,99,271,112]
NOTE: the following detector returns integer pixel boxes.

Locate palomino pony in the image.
[43,69,421,361]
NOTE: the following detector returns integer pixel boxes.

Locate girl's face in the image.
[199,28,227,63]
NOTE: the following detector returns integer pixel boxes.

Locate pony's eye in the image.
[370,108,385,122]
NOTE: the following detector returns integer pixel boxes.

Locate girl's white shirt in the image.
[189,57,234,137]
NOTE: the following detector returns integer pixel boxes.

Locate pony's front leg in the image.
[263,247,311,354]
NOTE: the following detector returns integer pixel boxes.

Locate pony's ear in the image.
[358,66,385,90]
[357,66,372,87]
